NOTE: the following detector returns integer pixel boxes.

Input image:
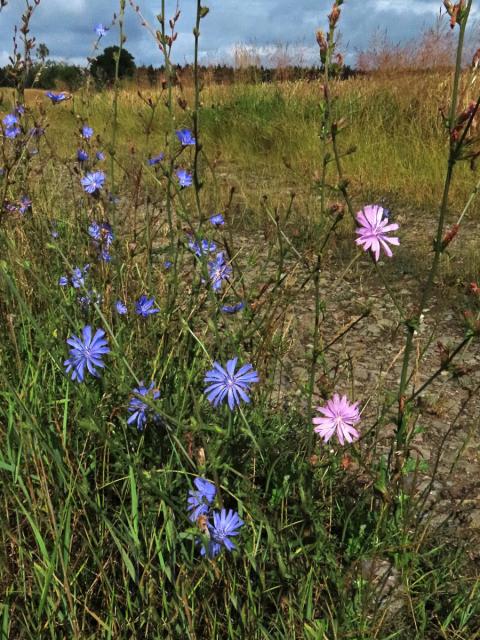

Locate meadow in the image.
[1,1,480,639]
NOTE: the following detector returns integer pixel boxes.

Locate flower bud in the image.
[443,0,453,14]
[316,30,328,62]
[473,48,480,69]
[328,5,341,27]
[441,223,460,249]
[468,282,480,296]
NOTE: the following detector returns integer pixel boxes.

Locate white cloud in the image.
[374,0,440,14]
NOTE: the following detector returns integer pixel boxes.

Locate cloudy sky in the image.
[0,0,468,68]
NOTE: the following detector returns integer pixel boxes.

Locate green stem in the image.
[396,2,472,430]
[192,0,204,222]
[110,0,126,220]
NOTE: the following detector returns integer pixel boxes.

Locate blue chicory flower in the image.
[135,295,160,317]
[71,265,90,289]
[3,114,18,128]
[88,221,114,246]
[199,509,244,558]
[5,126,21,139]
[176,128,196,146]
[209,214,225,226]
[50,221,59,239]
[95,23,108,37]
[204,357,259,410]
[208,252,232,292]
[127,381,161,431]
[176,168,192,188]
[18,196,31,214]
[77,149,89,162]
[221,302,245,314]
[81,171,105,194]
[115,300,127,315]
[82,125,94,139]
[187,478,216,522]
[64,326,110,382]
[45,91,68,104]
[148,152,164,166]
[188,238,216,257]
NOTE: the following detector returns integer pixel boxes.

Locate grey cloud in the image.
[0,0,456,67]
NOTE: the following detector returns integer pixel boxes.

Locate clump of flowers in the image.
[204,357,259,410]
[127,382,161,431]
[208,252,232,292]
[313,393,361,445]
[188,237,216,257]
[88,221,114,262]
[78,289,102,311]
[3,113,21,139]
[5,196,31,215]
[64,326,110,382]
[355,205,399,262]
[3,110,23,139]
[186,477,244,559]
[59,264,90,289]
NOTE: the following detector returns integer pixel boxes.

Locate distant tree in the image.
[37,43,49,63]
[57,64,85,91]
[146,64,157,87]
[90,46,136,84]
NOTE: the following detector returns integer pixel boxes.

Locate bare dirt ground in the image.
[232,207,480,554]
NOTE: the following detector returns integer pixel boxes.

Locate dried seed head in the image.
[328,202,345,217]
[309,454,319,467]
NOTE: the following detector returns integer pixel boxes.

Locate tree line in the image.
[0,45,357,90]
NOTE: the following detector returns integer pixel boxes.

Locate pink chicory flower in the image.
[355,204,399,262]
[313,393,361,445]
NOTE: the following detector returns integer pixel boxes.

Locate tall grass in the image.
[7,70,478,219]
